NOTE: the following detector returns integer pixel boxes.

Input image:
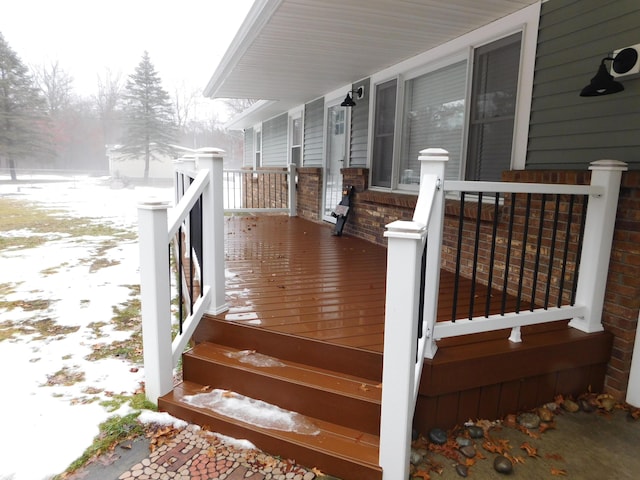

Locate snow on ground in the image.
[0,175,173,480]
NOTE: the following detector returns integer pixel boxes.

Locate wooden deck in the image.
[209,215,526,351]
[162,215,612,479]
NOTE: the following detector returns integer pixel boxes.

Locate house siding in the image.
[303,97,324,167]
[262,113,288,166]
[244,128,254,168]
[527,0,640,170]
[349,79,370,168]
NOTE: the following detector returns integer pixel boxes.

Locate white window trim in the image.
[288,107,304,167]
[367,2,540,190]
[253,124,262,170]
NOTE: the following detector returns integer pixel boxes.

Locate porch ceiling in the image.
[205,0,538,126]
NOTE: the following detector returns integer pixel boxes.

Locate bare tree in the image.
[95,68,123,145]
[33,61,74,116]
[173,82,199,131]
[222,98,257,117]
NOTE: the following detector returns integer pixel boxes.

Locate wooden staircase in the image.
[159,317,384,480]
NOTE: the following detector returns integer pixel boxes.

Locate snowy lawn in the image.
[0,175,173,480]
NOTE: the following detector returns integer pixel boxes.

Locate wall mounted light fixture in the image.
[580,46,639,97]
[340,86,365,107]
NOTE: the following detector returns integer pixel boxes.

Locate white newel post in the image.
[417,148,448,359]
[380,221,425,480]
[569,160,627,333]
[196,148,229,315]
[138,200,173,404]
[288,163,297,217]
[627,312,640,407]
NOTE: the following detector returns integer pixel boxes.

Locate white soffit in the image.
[206,0,539,119]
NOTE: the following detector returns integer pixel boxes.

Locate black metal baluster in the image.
[531,194,547,311]
[571,196,588,306]
[485,192,500,318]
[452,192,465,322]
[516,193,532,313]
[558,195,575,307]
[544,195,561,309]
[469,192,483,320]
[501,193,516,315]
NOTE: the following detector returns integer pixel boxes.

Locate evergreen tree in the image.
[121,51,176,180]
[0,32,48,180]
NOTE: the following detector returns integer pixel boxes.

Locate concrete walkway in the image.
[66,407,639,480]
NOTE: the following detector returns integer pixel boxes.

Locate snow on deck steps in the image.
[159,342,383,480]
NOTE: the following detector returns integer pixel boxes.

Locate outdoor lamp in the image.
[580,47,638,97]
[340,86,365,107]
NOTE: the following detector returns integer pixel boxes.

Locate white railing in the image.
[138,148,228,403]
[379,148,627,480]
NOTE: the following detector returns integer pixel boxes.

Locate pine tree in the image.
[0,32,48,180]
[121,51,177,180]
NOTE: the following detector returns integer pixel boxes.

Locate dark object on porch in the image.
[331,185,354,236]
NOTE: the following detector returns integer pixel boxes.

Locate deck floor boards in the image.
[211,216,528,353]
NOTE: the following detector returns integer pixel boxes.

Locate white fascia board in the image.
[204,0,284,98]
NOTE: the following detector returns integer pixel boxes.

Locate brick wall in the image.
[296,167,323,222]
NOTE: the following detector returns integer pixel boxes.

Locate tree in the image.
[0,32,48,180]
[120,51,176,180]
[95,68,123,145]
[33,60,74,116]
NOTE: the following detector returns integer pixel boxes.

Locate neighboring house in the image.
[106,144,176,181]
[204,0,639,406]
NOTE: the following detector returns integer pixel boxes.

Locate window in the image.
[466,33,522,181]
[400,61,467,186]
[371,79,397,188]
[254,128,262,168]
[290,115,302,166]
[371,33,523,189]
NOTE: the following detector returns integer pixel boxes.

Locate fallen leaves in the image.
[520,442,539,458]
[551,467,568,476]
[147,425,180,453]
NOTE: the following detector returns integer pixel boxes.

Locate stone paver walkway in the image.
[117,426,317,480]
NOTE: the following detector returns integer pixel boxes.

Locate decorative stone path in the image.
[117,426,317,480]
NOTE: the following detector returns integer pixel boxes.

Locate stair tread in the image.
[188,341,382,404]
[167,380,381,467]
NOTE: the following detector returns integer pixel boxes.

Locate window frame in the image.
[253,125,262,169]
[367,3,539,192]
[288,108,303,167]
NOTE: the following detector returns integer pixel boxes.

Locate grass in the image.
[85,286,143,363]
[58,393,157,478]
[0,197,136,251]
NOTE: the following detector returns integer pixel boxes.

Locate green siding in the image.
[303,97,325,166]
[262,113,288,166]
[349,79,370,167]
[527,0,640,170]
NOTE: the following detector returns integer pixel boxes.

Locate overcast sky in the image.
[0,0,254,100]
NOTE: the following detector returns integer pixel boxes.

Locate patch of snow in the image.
[137,410,188,429]
[209,431,257,451]
[184,389,320,435]
[225,350,286,368]
[0,176,172,480]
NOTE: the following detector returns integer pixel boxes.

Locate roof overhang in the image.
[207,0,540,128]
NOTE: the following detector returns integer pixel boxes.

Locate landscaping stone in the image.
[456,436,472,447]
[467,425,484,439]
[428,428,448,445]
[517,412,541,429]
[562,399,580,412]
[455,464,469,477]
[493,455,513,474]
[459,445,476,458]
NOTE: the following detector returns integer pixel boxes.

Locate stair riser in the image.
[195,317,383,381]
[159,398,382,480]
[183,355,381,435]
